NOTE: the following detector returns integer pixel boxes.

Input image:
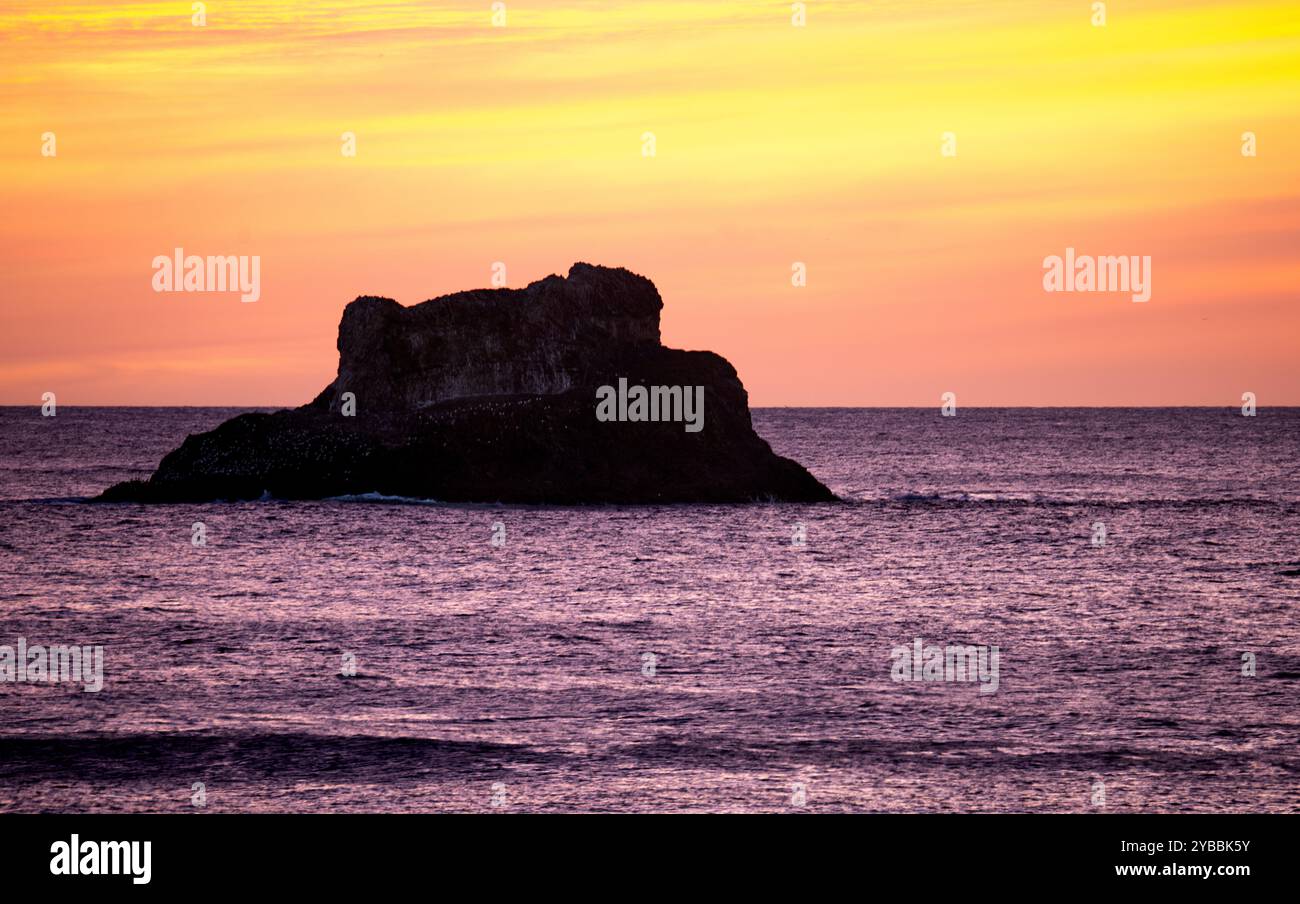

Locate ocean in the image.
[0,406,1297,813]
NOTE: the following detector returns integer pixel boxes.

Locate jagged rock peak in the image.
[320,264,664,411]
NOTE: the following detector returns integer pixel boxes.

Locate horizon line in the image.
[5,404,1296,411]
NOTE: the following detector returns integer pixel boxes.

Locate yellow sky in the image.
[1,0,1297,405]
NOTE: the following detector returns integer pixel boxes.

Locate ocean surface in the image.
[0,406,1297,813]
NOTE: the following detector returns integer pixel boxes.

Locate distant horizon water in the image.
[2,407,1296,812]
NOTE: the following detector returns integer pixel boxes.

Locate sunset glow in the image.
[2,0,1297,405]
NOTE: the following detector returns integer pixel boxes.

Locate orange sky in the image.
[1,0,1297,406]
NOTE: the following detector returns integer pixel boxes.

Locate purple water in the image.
[0,406,1297,812]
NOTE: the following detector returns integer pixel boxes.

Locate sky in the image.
[1,0,1297,406]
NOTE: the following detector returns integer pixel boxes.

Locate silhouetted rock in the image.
[98,264,835,504]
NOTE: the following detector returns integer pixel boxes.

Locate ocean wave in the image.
[840,490,1292,507]
[325,492,448,505]
[0,731,555,785]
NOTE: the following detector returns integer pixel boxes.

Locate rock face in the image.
[98,264,835,504]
